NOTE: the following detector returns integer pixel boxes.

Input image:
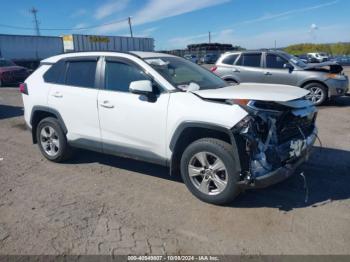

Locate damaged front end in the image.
[232,99,318,188]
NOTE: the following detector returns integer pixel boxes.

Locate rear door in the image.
[263,53,298,86]
[234,52,264,82]
[47,57,101,150]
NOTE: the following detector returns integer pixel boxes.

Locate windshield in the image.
[283,53,307,68]
[145,56,227,90]
[0,59,15,67]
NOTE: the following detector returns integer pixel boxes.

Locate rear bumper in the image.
[239,128,317,189]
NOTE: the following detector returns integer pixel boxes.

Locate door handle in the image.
[100,101,114,108]
[52,92,63,98]
[264,72,272,76]
[232,68,240,73]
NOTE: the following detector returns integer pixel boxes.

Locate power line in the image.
[0,17,129,32]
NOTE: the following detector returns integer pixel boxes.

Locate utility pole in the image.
[274,40,277,49]
[128,17,133,38]
[30,7,40,36]
[208,31,211,43]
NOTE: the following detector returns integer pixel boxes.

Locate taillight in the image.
[19,83,28,95]
[210,66,217,72]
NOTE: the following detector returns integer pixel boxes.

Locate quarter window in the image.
[222,54,239,65]
[105,61,149,92]
[43,60,65,84]
[236,53,261,67]
[266,54,288,69]
[65,61,97,88]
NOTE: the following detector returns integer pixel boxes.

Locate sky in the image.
[1,0,350,50]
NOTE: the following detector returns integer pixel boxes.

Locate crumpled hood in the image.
[304,61,338,69]
[304,61,343,73]
[191,83,309,102]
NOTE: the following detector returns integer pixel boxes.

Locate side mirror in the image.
[129,80,153,95]
[283,63,293,70]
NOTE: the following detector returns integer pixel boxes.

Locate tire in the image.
[180,138,241,205]
[304,82,327,106]
[36,117,72,162]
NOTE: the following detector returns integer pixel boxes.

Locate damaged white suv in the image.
[21,51,318,205]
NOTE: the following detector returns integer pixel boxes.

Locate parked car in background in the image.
[212,50,349,105]
[21,51,318,205]
[0,58,29,87]
[332,55,350,66]
[200,53,219,64]
[184,54,198,64]
[296,54,310,63]
[307,52,329,63]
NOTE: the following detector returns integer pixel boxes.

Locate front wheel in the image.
[180,138,240,205]
[304,83,327,106]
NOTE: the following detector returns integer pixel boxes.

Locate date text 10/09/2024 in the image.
[127,255,220,261]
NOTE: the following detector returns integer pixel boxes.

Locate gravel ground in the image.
[0,69,349,255]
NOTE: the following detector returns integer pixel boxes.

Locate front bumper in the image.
[238,128,317,189]
[326,77,349,97]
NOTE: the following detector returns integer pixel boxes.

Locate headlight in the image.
[226,99,250,106]
[327,73,345,80]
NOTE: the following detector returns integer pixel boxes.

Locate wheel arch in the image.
[300,79,329,91]
[30,106,67,144]
[169,122,241,176]
[222,75,239,84]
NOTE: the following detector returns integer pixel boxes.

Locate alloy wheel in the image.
[305,86,324,104]
[188,152,228,195]
[40,125,60,157]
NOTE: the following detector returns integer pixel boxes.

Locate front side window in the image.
[266,54,288,69]
[145,57,227,90]
[65,61,97,88]
[236,53,262,67]
[105,61,149,92]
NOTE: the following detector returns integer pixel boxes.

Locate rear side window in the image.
[221,54,239,65]
[236,53,262,67]
[43,60,65,84]
[65,61,97,88]
[105,61,149,92]
[266,54,287,69]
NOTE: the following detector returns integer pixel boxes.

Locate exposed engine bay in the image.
[233,99,317,185]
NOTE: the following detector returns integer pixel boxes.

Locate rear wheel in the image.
[180,138,240,205]
[36,117,72,162]
[225,79,238,86]
[304,83,327,105]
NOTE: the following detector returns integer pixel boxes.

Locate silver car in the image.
[212,50,349,105]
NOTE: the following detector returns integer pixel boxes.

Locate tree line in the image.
[284,43,350,56]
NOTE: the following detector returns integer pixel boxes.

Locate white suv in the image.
[21,51,318,205]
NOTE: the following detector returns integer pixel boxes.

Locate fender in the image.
[297,78,329,89]
[30,106,68,141]
[169,121,242,176]
[169,121,236,151]
[221,74,240,83]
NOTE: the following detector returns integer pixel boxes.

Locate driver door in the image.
[263,53,298,86]
[97,57,170,164]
